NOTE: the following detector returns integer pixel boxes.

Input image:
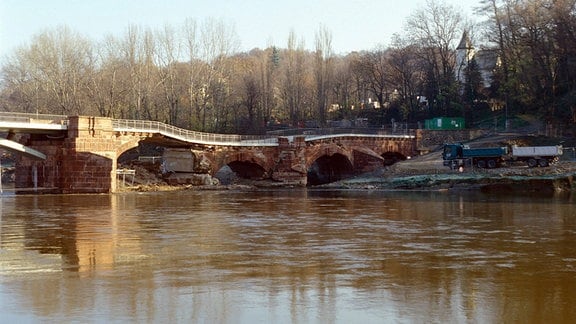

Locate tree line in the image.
[1,0,575,135]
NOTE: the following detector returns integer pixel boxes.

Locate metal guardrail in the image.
[267,127,416,137]
[0,111,69,125]
[305,134,415,143]
[112,119,279,146]
[0,112,278,146]
[0,112,414,147]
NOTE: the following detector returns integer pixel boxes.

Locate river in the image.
[0,189,575,323]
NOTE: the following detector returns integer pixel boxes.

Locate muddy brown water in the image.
[1,189,575,323]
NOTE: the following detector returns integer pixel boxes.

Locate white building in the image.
[455,32,500,89]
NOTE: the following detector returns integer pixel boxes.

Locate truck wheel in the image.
[451,161,458,170]
[538,159,549,167]
[487,160,497,168]
[527,158,537,168]
[477,160,487,168]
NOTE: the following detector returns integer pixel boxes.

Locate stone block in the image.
[163,148,195,173]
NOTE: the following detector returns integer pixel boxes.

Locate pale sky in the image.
[0,0,482,60]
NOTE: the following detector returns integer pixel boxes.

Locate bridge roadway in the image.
[0,111,414,146]
[0,112,417,193]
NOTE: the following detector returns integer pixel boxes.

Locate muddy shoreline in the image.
[318,158,576,193]
[120,160,576,194]
[321,168,576,193]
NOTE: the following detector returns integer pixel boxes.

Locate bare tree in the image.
[330,56,356,121]
[349,52,371,111]
[117,25,160,120]
[550,0,576,123]
[3,26,95,115]
[230,47,279,133]
[155,23,184,125]
[183,18,239,132]
[356,46,393,107]
[238,58,261,132]
[314,25,334,126]
[388,35,426,121]
[182,18,202,129]
[281,30,309,126]
[1,50,41,113]
[260,46,279,129]
[406,0,465,115]
[87,35,131,118]
[479,0,576,128]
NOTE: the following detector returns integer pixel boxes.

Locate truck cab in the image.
[442,143,465,160]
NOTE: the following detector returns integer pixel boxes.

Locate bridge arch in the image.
[305,143,353,170]
[226,161,267,179]
[214,148,275,180]
[114,136,144,158]
[305,143,354,185]
[307,153,354,186]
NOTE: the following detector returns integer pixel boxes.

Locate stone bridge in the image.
[0,113,420,193]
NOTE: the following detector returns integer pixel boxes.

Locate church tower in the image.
[455,31,474,84]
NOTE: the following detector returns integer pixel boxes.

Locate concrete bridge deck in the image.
[0,138,46,160]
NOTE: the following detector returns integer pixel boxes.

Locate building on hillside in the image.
[455,31,500,89]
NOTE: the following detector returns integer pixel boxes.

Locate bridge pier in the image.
[61,116,118,194]
[15,116,118,194]
[271,136,308,185]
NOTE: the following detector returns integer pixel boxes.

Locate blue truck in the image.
[442,143,563,169]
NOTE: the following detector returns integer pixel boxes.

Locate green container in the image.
[425,117,465,130]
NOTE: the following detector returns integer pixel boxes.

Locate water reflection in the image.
[0,190,575,323]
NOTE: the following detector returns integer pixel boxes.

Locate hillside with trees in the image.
[1,0,575,136]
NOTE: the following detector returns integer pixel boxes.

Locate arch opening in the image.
[228,161,266,179]
[116,143,165,187]
[215,161,266,185]
[307,153,353,186]
[381,152,407,166]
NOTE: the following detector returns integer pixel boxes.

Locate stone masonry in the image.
[14,116,421,193]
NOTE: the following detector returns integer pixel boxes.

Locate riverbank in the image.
[320,160,576,193]
[119,158,576,194]
[320,136,576,193]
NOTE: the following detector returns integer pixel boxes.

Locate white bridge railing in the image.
[112,119,279,146]
[0,111,68,127]
[0,112,278,146]
[0,112,413,147]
